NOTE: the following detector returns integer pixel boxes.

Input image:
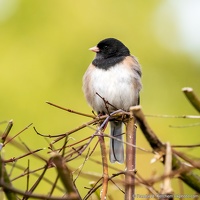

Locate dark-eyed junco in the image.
[83,38,142,163]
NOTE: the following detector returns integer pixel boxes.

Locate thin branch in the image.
[10,164,64,192]
[172,149,200,169]
[51,154,81,200]
[46,101,95,118]
[0,155,18,200]
[83,177,103,200]
[0,179,78,200]
[169,122,200,128]
[132,105,200,193]
[86,122,152,154]
[47,175,60,198]
[3,123,33,147]
[23,164,49,200]
[73,148,90,183]
[145,114,200,119]
[51,118,103,143]
[3,148,45,163]
[135,172,159,198]
[125,107,137,200]
[96,92,119,113]
[171,144,200,148]
[0,120,8,125]
[160,142,173,198]
[182,87,200,113]
[1,120,13,144]
[97,124,109,200]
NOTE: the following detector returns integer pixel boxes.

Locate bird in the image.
[83,38,142,163]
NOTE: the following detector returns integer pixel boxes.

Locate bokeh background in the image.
[0,0,200,199]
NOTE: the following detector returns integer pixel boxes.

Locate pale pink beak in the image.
[89,46,100,53]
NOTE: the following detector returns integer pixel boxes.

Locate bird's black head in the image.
[91,38,130,69]
[96,38,130,59]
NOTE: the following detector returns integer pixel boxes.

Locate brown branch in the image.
[132,105,200,193]
[132,106,164,152]
[3,148,45,163]
[182,87,200,113]
[172,143,200,148]
[51,118,104,143]
[86,122,151,153]
[23,164,49,200]
[48,175,60,198]
[46,101,95,118]
[125,107,137,200]
[83,177,103,200]
[0,155,18,200]
[73,148,90,183]
[98,124,109,200]
[10,164,63,192]
[172,149,200,169]
[51,154,81,200]
[145,114,200,119]
[1,119,13,144]
[96,92,119,113]
[3,123,33,146]
[0,179,78,200]
[160,142,173,199]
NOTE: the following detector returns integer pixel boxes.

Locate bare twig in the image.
[23,164,49,200]
[3,123,33,147]
[160,142,173,199]
[125,106,137,200]
[145,114,200,119]
[3,148,45,163]
[97,124,109,200]
[172,149,200,169]
[96,92,118,113]
[182,87,200,113]
[1,120,13,144]
[51,154,81,200]
[0,155,18,200]
[86,122,152,153]
[47,175,60,198]
[0,179,78,200]
[46,101,95,118]
[26,160,30,192]
[172,144,200,148]
[73,148,90,183]
[169,122,200,128]
[83,177,103,200]
[132,105,200,193]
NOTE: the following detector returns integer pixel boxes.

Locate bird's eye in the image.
[104,45,108,49]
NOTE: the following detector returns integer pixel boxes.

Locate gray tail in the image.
[109,121,124,163]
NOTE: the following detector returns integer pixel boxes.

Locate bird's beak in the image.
[89,46,99,53]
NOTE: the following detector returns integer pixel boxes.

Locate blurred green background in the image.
[0,0,200,199]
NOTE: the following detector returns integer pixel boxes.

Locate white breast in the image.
[83,63,139,113]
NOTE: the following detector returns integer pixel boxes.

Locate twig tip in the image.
[182,87,193,92]
[130,105,142,111]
